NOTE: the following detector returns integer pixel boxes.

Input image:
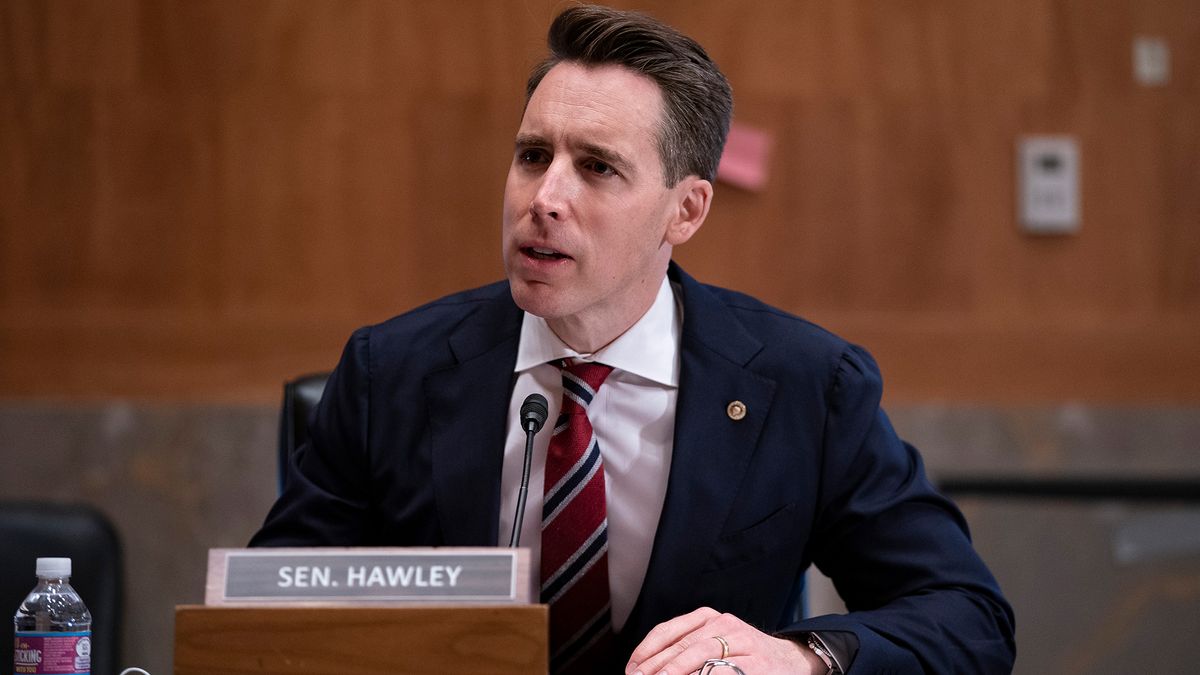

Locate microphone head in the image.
[520,393,549,433]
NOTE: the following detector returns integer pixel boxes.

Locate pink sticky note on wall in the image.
[717,122,773,191]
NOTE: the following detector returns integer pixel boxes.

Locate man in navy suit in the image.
[252,5,1015,673]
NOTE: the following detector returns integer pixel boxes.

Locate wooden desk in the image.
[175,605,547,674]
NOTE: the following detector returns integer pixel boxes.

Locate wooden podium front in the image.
[174,604,548,674]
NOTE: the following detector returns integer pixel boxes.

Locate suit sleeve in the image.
[780,345,1016,674]
[249,327,374,546]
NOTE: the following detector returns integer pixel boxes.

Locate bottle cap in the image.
[36,557,72,578]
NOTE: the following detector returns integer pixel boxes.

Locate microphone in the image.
[520,393,549,434]
[509,393,548,547]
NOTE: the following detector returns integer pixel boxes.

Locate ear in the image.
[665,177,713,246]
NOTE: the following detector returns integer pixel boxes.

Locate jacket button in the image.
[726,400,747,421]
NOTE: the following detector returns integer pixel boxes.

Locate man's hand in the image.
[625,607,826,674]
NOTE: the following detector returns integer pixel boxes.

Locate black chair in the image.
[277,372,330,492]
[0,501,122,675]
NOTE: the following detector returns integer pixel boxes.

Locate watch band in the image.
[805,633,842,675]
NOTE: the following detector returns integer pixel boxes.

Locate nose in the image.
[529,158,575,222]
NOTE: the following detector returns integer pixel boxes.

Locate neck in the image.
[546,310,642,356]
[547,276,665,354]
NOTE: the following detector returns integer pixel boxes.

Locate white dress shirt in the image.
[498,276,681,631]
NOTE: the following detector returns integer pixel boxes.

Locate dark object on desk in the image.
[940,474,1200,503]
[0,501,122,675]
[277,372,329,493]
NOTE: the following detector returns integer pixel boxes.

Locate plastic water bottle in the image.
[13,557,92,675]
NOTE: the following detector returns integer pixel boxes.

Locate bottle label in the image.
[13,632,91,675]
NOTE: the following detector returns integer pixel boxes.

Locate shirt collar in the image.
[514,275,682,387]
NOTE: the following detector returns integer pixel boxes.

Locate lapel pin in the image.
[726,400,747,421]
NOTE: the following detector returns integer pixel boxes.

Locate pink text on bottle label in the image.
[13,632,91,675]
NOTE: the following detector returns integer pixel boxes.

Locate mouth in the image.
[521,246,572,261]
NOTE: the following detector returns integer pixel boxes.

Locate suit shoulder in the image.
[343,280,519,375]
[366,280,513,338]
[699,282,881,386]
[702,284,848,351]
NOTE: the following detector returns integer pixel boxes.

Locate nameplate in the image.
[206,548,531,605]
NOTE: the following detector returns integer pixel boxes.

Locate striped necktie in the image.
[541,360,615,673]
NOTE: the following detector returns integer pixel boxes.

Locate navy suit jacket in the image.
[252,263,1015,673]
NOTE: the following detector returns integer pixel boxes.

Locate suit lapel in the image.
[622,265,777,641]
[425,289,523,546]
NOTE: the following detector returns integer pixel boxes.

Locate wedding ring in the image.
[712,635,730,659]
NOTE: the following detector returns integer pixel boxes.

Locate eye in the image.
[517,147,549,165]
[585,159,618,177]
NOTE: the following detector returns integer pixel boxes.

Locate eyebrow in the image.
[513,134,635,176]
[580,142,633,176]
[513,134,545,151]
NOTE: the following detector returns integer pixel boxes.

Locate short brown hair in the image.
[526,4,733,186]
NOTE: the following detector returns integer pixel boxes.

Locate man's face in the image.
[502,62,699,347]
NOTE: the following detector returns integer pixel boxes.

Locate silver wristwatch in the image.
[805,633,843,675]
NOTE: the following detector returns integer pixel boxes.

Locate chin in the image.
[508,280,570,320]
[508,279,547,314]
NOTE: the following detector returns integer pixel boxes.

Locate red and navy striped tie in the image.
[541,360,614,673]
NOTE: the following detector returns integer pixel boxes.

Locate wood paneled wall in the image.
[2,0,1197,403]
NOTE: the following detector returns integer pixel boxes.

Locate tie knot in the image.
[559,361,613,412]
